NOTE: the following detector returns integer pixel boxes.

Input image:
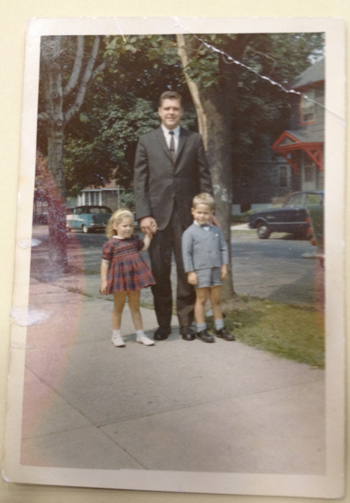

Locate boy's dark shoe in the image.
[196,330,215,343]
[215,328,235,341]
[154,326,171,340]
[180,326,196,341]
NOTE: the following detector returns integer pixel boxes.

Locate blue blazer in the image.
[182,223,228,273]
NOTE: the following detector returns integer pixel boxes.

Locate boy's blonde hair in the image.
[106,208,134,238]
[192,192,215,211]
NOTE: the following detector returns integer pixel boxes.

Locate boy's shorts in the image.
[195,267,223,289]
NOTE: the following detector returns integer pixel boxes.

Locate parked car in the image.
[248,191,324,239]
[66,205,113,233]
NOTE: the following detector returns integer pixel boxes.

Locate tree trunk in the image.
[177,34,235,298]
[41,36,68,271]
[201,90,234,299]
[39,36,100,272]
[47,129,68,271]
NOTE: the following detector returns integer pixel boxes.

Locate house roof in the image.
[82,180,119,191]
[272,129,324,172]
[290,57,325,90]
[281,129,324,145]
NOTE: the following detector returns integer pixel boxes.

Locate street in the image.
[55,227,322,308]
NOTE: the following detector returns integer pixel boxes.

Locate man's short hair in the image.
[192,192,215,211]
[159,90,182,107]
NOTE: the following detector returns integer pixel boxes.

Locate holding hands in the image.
[140,216,158,238]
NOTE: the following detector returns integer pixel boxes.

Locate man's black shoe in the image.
[154,327,171,341]
[215,328,235,341]
[196,330,215,343]
[179,326,196,341]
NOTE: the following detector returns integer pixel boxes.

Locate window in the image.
[285,193,303,207]
[83,191,101,206]
[305,193,323,205]
[301,89,316,123]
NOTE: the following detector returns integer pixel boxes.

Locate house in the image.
[231,136,291,214]
[66,179,129,212]
[272,57,325,192]
[231,57,325,215]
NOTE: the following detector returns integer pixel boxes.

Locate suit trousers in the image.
[148,210,195,329]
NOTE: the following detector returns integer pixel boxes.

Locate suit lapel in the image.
[176,127,189,161]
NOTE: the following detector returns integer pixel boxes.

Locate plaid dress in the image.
[102,235,155,293]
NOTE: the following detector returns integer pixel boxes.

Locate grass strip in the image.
[208,296,324,368]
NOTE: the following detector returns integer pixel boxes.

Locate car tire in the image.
[257,221,271,239]
[82,225,89,234]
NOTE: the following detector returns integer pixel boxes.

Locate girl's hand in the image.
[187,271,198,285]
[141,233,152,251]
[100,280,108,295]
[220,264,228,281]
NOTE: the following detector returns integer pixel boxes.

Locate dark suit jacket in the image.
[134,127,212,231]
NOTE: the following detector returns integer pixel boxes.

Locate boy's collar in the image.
[193,221,210,228]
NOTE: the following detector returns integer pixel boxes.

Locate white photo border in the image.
[3,16,346,498]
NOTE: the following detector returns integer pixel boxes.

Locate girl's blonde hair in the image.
[106,208,134,238]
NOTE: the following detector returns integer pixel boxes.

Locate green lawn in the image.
[208,295,325,368]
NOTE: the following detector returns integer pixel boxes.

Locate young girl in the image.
[100,209,156,347]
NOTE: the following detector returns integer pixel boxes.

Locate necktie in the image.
[169,131,176,162]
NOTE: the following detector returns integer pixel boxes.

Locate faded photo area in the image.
[4,18,345,498]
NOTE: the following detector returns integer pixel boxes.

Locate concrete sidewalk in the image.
[21,275,325,476]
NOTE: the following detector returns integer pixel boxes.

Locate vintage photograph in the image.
[4,17,345,497]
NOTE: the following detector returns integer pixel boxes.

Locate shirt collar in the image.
[161,125,180,137]
[193,221,210,229]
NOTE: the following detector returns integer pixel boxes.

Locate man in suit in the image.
[134,90,213,341]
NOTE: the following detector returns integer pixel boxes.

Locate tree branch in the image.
[176,34,208,149]
[63,36,85,97]
[64,36,100,124]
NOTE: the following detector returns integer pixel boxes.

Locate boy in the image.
[182,193,235,343]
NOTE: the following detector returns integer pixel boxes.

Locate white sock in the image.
[136,330,154,346]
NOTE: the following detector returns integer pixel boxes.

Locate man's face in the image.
[158,98,183,130]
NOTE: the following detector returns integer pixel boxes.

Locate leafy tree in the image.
[177,32,324,297]
[63,35,197,195]
[36,31,324,288]
[37,35,103,270]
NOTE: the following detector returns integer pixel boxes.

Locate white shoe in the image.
[136,334,155,346]
[111,334,125,347]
